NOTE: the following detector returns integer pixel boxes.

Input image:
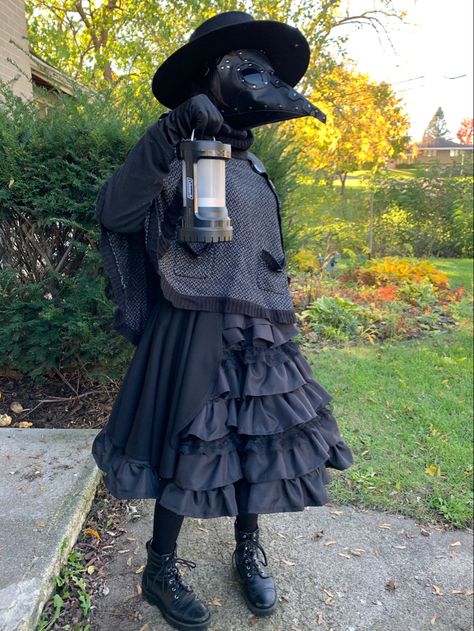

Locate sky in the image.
[338,0,473,141]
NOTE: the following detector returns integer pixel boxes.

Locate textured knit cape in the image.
[97,131,295,345]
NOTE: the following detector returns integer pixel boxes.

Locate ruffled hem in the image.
[173,410,354,491]
[180,378,333,439]
[222,312,300,348]
[212,343,317,399]
[92,429,164,499]
[157,465,332,517]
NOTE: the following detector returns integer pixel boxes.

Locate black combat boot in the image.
[231,522,277,616]
[141,539,211,631]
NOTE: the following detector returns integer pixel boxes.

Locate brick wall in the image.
[0,0,33,99]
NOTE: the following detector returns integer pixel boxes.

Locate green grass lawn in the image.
[305,258,473,528]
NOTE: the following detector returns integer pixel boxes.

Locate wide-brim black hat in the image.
[152,11,310,109]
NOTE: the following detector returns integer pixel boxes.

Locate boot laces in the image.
[232,538,268,578]
[154,555,197,600]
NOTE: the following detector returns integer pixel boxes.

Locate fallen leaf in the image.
[330,510,343,516]
[451,589,474,596]
[431,615,437,625]
[18,421,33,428]
[337,552,351,559]
[280,594,290,602]
[432,584,443,596]
[84,528,101,541]
[136,583,142,596]
[324,540,337,546]
[450,541,461,547]
[378,523,391,529]
[349,549,363,556]
[420,529,430,537]
[138,625,149,631]
[35,520,46,528]
[385,579,396,592]
[0,414,12,427]
[127,536,137,542]
[392,545,407,549]
[118,549,130,554]
[135,564,145,574]
[277,532,289,540]
[126,557,132,567]
[10,401,24,414]
[87,565,95,574]
[316,612,324,625]
[209,597,222,606]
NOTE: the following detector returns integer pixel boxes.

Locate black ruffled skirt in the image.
[92,291,354,518]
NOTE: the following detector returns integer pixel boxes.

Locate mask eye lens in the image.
[240,67,267,87]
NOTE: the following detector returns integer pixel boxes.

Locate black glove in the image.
[97,95,224,233]
[161,94,224,145]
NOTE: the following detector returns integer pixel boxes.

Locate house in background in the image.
[416,137,474,165]
[0,0,32,99]
[1,0,81,111]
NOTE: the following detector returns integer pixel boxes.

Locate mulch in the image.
[0,368,119,430]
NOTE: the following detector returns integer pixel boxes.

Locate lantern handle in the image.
[190,128,216,141]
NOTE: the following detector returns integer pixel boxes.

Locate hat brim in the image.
[152,20,310,109]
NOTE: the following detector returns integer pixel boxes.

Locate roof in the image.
[418,137,473,150]
[29,50,95,97]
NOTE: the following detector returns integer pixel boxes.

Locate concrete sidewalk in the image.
[0,426,471,631]
[93,500,473,631]
[0,428,101,631]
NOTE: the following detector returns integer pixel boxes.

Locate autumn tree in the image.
[292,65,410,193]
[422,107,451,143]
[456,118,474,145]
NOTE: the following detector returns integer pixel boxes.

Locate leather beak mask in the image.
[209,49,326,129]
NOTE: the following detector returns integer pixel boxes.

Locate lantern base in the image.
[177,226,233,243]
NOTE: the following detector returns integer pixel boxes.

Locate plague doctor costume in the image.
[92,10,354,630]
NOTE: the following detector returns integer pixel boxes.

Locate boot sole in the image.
[142,586,212,631]
[233,566,278,617]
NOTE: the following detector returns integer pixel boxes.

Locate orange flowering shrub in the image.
[375,284,399,301]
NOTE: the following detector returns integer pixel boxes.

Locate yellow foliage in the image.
[291,249,320,272]
[361,257,449,288]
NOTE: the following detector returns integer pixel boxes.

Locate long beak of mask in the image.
[210,49,326,130]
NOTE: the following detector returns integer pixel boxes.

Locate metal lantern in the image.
[177,131,233,243]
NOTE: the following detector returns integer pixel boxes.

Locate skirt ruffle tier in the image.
[156,313,354,517]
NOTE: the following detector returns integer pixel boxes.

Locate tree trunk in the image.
[339,172,347,195]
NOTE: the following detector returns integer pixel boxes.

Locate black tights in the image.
[152,501,259,555]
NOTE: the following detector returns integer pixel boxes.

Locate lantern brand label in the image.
[186,177,194,200]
